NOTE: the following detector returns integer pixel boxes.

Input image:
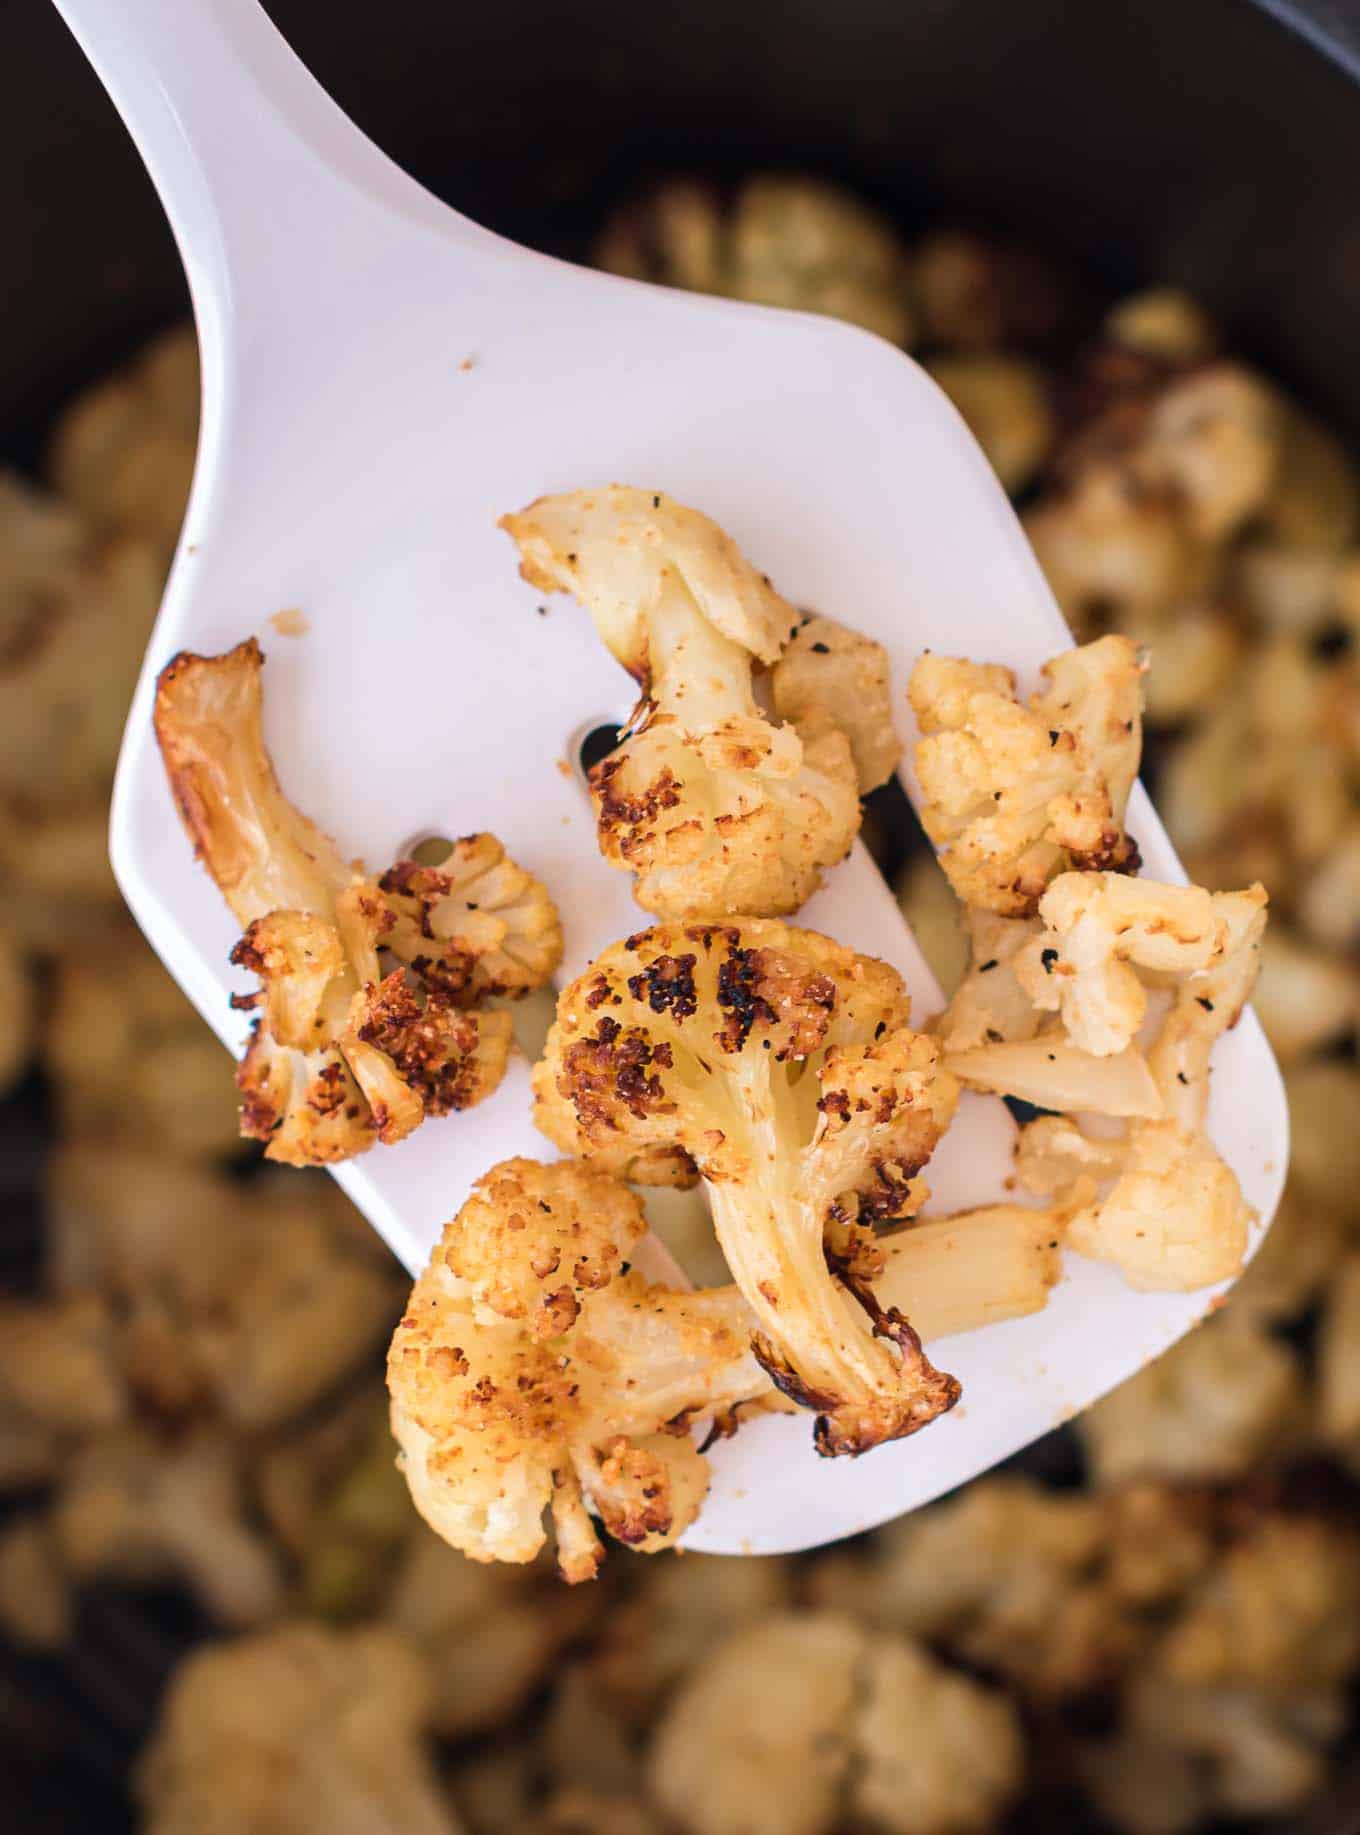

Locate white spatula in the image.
[55,0,1287,1555]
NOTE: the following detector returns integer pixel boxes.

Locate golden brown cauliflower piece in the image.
[501,487,861,918]
[910,634,1144,914]
[135,1621,460,1835]
[154,640,537,1162]
[595,174,914,346]
[388,1158,769,1580]
[0,1291,128,1491]
[926,353,1055,495]
[535,921,961,1457]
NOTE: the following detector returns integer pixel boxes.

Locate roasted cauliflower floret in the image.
[535,921,961,1457]
[910,634,1144,914]
[501,486,861,918]
[1007,878,1265,1292]
[927,353,1055,495]
[135,1622,460,1835]
[0,1291,128,1490]
[388,1158,769,1580]
[770,613,901,794]
[1014,873,1264,1057]
[378,834,562,1002]
[154,639,532,1162]
[595,174,914,345]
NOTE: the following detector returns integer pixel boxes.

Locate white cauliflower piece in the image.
[501,487,860,918]
[388,1158,769,1579]
[53,1427,284,1627]
[154,640,524,1161]
[1079,1311,1306,1486]
[910,634,1143,914]
[931,906,1042,1051]
[771,613,901,793]
[1133,364,1283,543]
[646,1612,864,1835]
[536,921,962,1456]
[595,174,914,346]
[850,1635,1026,1835]
[1014,873,1257,1058]
[1017,882,1265,1292]
[135,1622,461,1835]
[48,324,199,552]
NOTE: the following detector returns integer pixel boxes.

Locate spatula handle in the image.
[49,0,487,337]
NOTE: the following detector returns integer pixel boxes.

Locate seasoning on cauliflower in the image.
[769,613,901,794]
[135,1622,461,1835]
[154,639,548,1161]
[501,486,862,918]
[931,906,1042,1051]
[1012,879,1266,1291]
[388,1158,770,1580]
[595,174,915,346]
[378,834,562,1002]
[1012,873,1265,1058]
[535,921,962,1456]
[909,634,1144,914]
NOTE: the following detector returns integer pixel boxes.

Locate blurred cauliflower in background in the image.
[5,168,1360,1835]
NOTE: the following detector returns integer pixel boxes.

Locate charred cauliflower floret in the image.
[910,634,1144,914]
[1016,882,1266,1291]
[388,1158,769,1581]
[535,921,962,1457]
[153,640,549,1162]
[501,486,862,918]
[378,834,562,1002]
[595,173,914,346]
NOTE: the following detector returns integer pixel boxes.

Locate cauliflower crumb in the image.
[388,1158,768,1579]
[910,634,1143,914]
[501,487,862,918]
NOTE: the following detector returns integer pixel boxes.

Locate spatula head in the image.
[111,227,1287,1554]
